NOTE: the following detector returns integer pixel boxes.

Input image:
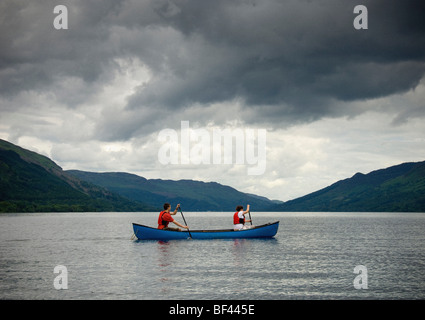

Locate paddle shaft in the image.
[179,207,192,238]
[248,210,253,225]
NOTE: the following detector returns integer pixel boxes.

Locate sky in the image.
[1,0,425,202]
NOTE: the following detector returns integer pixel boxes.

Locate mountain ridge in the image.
[0,139,156,212]
[271,160,425,212]
[1,138,424,213]
[0,139,277,212]
[66,170,278,211]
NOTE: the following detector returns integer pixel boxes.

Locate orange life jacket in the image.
[158,211,170,229]
[233,211,245,225]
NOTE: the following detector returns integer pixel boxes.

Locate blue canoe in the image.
[132,221,279,240]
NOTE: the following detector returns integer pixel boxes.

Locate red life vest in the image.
[233,211,245,225]
[158,211,170,229]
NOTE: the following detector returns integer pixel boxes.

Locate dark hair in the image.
[163,203,171,210]
[235,205,243,212]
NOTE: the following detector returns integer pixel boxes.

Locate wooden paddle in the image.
[179,207,192,238]
[248,209,253,225]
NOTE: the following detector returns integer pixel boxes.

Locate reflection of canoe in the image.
[132,221,279,240]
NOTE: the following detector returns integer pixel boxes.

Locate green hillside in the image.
[3,138,423,213]
[66,170,277,211]
[272,161,425,212]
[0,139,156,212]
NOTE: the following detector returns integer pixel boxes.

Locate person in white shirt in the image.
[233,204,252,230]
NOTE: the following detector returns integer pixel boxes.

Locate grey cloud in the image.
[121,0,425,120]
[1,0,425,141]
[0,0,119,96]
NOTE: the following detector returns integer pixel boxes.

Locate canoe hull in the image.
[132,221,279,240]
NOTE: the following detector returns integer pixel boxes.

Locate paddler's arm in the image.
[170,203,181,215]
[172,220,189,229]
[243,204,251,222]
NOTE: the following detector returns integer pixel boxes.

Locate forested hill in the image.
[2,138,424,213]
[0,139,156,212]
[271,161,425,212]
[0,139,277,212]
[66,170,279,211]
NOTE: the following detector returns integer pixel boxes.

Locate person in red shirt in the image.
[233,204,252,230]
[158,203,189,231]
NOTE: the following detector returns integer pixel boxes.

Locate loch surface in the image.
[1,211,424,299]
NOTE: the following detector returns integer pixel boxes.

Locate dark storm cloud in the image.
[118,0,425,120]
[1,0,425,139]
[0,0,122,97]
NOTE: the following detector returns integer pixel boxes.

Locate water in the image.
[1,212,425,300]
